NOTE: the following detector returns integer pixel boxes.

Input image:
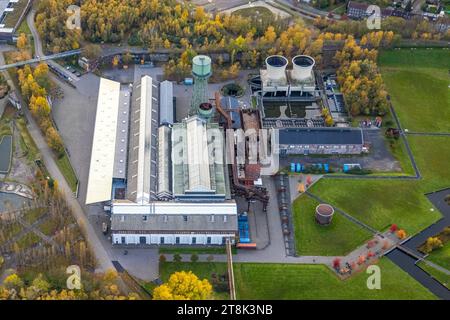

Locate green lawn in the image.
[408,136,450,191]
[56,154,78,193]
[308,179,441,236]
[157,259,436,300]
[426,240,450,271]
[234,259,436,299]
[292,195,372,256]
[379,49,450,133]
[385,136,415,176]
[157,262,229,300]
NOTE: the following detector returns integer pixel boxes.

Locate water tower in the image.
[190,55,213,118]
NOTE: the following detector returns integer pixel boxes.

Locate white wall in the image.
[112,233,236,245]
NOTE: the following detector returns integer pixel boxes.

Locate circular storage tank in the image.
[291,55,315,81]
[265,55,288,81]
[192,55,212,78]
[315,204,334,225]
[198,102,214,118]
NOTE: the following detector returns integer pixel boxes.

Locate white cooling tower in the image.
[265,55,288,81]
[291,55,315,81]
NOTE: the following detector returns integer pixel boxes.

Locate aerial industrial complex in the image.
[1,0,449,303]
[85,50,370,247]
[87,57,239,246]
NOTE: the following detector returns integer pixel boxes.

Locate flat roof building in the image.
[126,76,158,204]
[278,127,365,155]
[171,115,229,201]
[86,78,123,205]
[87,77,237,246]
[0,0,32,41]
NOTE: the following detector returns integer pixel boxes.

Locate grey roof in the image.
[126,77,159,203]
[159,81,174,125]
[0,1,10,18]
[171,116,228,199]
[111,214,237,233]
[113,86,131,179]
[279,128,364,145]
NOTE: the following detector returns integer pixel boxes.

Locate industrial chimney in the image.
[291,55,315,81]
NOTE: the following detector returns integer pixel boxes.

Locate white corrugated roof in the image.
[85,78,121,204]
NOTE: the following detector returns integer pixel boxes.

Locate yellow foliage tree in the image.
[153,271,213,300]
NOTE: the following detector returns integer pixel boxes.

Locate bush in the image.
[159,254,166,263]
[173,253,182,263]
[221,83,244,97]
[190,254,199,263]
[344,167,372,175]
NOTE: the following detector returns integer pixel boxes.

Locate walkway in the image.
[26,9,80,82]
[1,51,115,274]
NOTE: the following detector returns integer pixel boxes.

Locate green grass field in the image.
[408,135,450,191]
[426,241,450,270]
[379,49,450,133]
[56,154,78,193]
[308,179,441,236]
[157,259,436,300]
[292,195,372,256]
[234,259,435,299]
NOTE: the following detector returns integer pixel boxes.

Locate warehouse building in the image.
[86,76,237,245]
[171,115,230,201]
[85,78,131,205]
[277,127,365,155]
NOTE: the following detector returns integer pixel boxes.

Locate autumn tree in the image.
[153,271,213,300]
[16,33,28,50]
[46,127,65,156]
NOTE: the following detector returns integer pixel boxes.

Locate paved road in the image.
[27,9,80,82]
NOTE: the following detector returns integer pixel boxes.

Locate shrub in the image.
[159,254,166,263]
[173,253,182,263]
[190,254,199,263]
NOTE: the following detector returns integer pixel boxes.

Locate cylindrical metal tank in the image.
[315,204,334,225]
[192,55,212,78]
[265,55,288,81]
[291,55,315,81]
